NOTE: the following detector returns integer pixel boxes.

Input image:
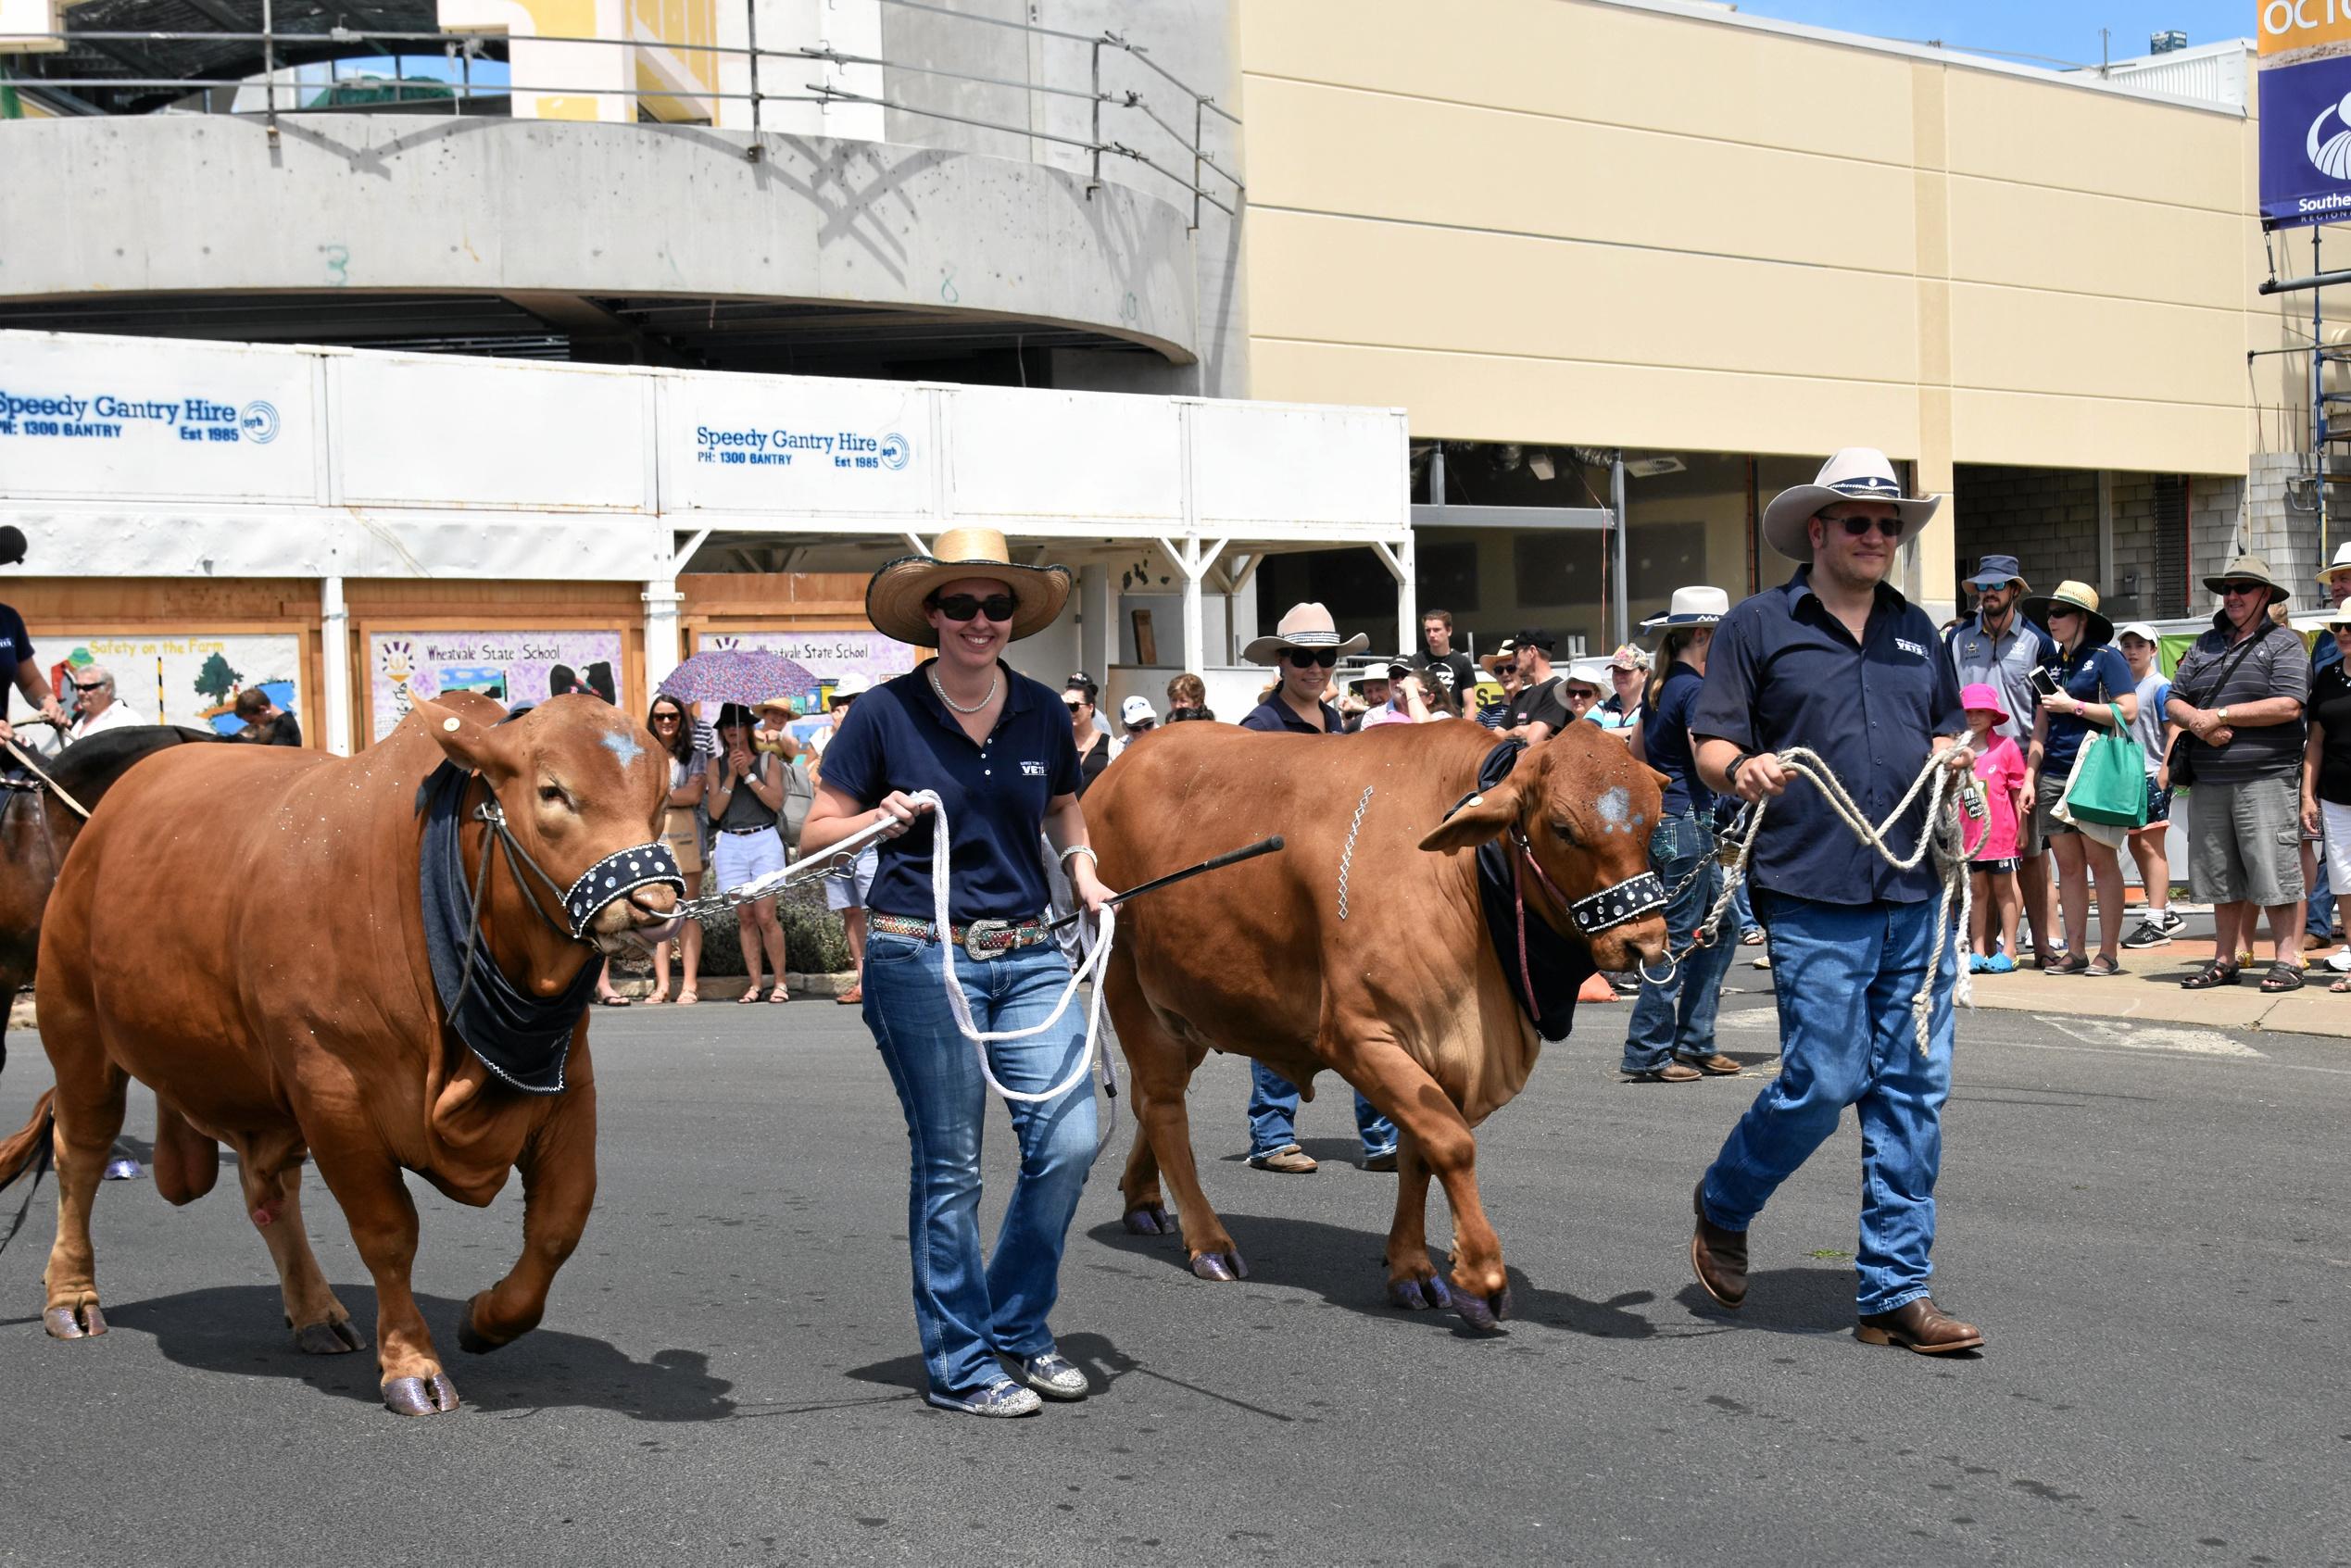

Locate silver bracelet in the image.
[1059,845,1099,871]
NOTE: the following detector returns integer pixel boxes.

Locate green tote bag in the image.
[2060,704,2148,828]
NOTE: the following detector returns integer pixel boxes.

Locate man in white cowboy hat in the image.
[1684,446,1985,1354]
[1233,602,1400,1173]
[2166,554,2309,995]
[1948,553,2063,968]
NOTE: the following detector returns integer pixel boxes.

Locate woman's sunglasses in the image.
[932,593,1019,623]
[651,712,682,724]
[1284,648,1339,669]
[1491,663,1516,677]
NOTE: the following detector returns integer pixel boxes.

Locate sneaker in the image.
[926,1379,1043,1418]
[2327,949,2351,974]
[2121,919,2174,949]
[2154,909,2186,935]
[1012,1352,1091,1402]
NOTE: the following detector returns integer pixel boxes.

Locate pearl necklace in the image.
[929,665,999,715]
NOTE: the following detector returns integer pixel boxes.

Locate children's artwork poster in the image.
[693,630,920,746]
[370,630,624,742]
[45,633,303,736]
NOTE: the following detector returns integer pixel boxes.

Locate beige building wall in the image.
[1236,0,2338,610]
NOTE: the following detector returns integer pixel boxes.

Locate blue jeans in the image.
[2307,853,2333,939]
[1622,813,1739,1073]
[1247,1060,1396,1159]
[1730,876,1758,937]
[862,931,1097,1400]
[1698,888,1956,1316]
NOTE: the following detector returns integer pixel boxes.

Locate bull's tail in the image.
[0,1088,55,1191]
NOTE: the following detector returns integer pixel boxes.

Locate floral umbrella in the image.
[657,649,822,710]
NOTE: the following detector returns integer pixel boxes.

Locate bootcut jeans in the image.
[862,928,1097,1403]
[1621,811,1740,1073]
[1248,1060,1397,1160]
[1696,886,1957,1316]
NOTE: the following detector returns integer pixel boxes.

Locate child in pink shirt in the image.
[1962,682,2028,972]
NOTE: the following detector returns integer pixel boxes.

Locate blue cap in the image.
[1964,555,2029,591]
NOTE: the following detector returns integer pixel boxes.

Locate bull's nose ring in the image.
[1636,956,1678,987]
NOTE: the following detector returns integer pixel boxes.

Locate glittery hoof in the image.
[382,1373,460,1416]
[1452,1286,1513,1334]
[1122,1204,1176,1237]
[1387,1276,1452,1311]
[292,1317,369,1355]
[1189,1248,1248,1283]
[44,1300,106,1339]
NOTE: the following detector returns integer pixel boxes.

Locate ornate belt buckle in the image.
[962,918,1012,960]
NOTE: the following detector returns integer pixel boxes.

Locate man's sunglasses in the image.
[1833,514,1904,538]
[932,593,1019,622]
[1129,719,1156,732]
[1284,648,1339,669]
[2220,582,2268,597]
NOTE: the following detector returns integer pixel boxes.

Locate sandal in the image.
[2085,956,2124,978]
[595,994,631,1008]
[641,992,669,1006]
[735,986,763,1005]
[675,989,698,1006]
[768,985,792,1003]
[2044,955,2090,976]
[2258,960,2307,994]
[2181,960,2241,990]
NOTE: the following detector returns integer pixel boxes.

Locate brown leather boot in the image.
[1690,1183,1747,1308]
[1681,1053,1742,1076]
[1856,1297,1984,1354]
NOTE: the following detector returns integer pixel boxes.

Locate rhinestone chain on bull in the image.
[1641,748,1976,1058]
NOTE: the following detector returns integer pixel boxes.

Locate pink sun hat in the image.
[1959,682,2010,728]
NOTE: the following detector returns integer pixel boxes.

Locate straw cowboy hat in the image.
[1761,448,1942,560]
[864,526,1072,646]
[1241,602,1369,666]
[2319,541,2351,586]
[1477,637,1520,675]
[1639,585,1729,633]
[2021,580,2114,647]
[2202,553,2291,608]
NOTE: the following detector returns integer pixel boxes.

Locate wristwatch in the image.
[2217,706,2232,726]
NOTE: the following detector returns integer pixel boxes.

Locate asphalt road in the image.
[0,986,2344,1568]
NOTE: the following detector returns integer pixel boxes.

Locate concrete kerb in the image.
[1965,967,2351,1040]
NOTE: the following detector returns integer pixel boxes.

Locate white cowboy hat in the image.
[1639,585,1730,633]
[1241,602,1370,666]
[1761,448,1942,560]
[864,526,1072,647]
[1560,659,1611,694]
[2320,541,2351,583]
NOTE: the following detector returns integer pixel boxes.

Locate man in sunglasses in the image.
[1503,629,1570,743]
[1685,447,1984,1355]
[1948,555,2063,968]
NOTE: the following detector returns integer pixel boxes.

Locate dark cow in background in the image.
[1085,721,1669,1330]
[0,692,679,1414]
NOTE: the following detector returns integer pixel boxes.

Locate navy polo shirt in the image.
[1646,661,1710,818]
[1692,567,1965,906]
[1240,695,1342,734]
[816,662,1080,924]
[2037,641,2134,774]
[0,603,30,719]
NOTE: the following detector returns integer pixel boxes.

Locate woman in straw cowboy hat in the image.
[798,527,1111,1418]
[2167,554,2311,993]
[2018,581,2138,977]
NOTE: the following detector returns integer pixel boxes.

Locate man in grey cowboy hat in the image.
[1685,447,1984,1354]
[1948,554,2063,967]
[2167,554,2309,994]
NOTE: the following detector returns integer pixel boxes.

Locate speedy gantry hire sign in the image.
[0,390,280,445]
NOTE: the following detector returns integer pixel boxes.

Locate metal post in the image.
[1191,94,1203,230]
[746,0,761,137]
[1428,443,1445,506]
[261,0,276,135]
[1610,452,1630,649]
[320,576,352,756]
[1087,39,1101,193]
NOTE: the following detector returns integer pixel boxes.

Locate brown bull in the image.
[1086,721,1668,1329]
[0,692,678,1414]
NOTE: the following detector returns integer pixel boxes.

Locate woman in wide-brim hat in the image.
[798,525,1110,1419]
[1759,448,1941,559]
[2021,580,2114,650]
[1240,602,1367,736]
[2020,578,2138,976]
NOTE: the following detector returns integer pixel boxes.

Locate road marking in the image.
[2032,1015,2264,1059]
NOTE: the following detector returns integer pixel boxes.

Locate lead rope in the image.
[1650,748,1974,1057]
[911,791,1118,1112]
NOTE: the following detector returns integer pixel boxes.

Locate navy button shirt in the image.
[1240,694,1343,734]
[816,662,1080,923]
[1692,567,1966,906]
[0,603,30,721]
[1645,661,1711,818]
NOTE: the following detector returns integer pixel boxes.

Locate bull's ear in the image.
[413,696,516,779]
[1418,780,1522,854]
[1647,765,1674,792]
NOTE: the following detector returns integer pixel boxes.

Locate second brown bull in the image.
[1085,720,1669,1330]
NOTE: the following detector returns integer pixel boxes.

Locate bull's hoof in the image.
[291,1317,369,1355]
[1122,1204,1176,1237]
[382,1373,460,1416]
[1188,1248,1249,1283]
[1452,1286,1515,1334]
[43,1300,107,1339]
[456,1303,505,1357]
[1387,1275,1452,1311]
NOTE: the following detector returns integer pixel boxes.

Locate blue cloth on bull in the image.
[1448,738,1596,1040]
[417,760,600,1094]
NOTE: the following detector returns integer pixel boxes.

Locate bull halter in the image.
[1509,824,1667,936]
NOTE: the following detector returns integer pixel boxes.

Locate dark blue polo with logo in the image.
[817,661,1080,923]
[1239,695,1342,734]
[1691,567,1966,905]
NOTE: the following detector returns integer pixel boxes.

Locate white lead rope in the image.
[911,789,1116,1107]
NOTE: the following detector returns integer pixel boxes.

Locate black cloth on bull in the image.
[416,760,599,1095]
[1444,738,1596,1041]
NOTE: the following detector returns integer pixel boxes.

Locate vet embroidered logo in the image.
[1021,760,1047,777]
[1895,637,1928,659]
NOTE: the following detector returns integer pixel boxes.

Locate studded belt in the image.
[868,913,1051,960]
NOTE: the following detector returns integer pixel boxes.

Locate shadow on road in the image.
[1670,1268,1877,1336]
[96,1284,738,1420]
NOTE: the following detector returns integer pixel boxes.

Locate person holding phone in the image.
[2018,582,2137,976]
[706,702,791,1003]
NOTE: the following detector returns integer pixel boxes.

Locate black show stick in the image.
[1047,835,1285,931]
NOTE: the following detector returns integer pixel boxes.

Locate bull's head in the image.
[1416,726,1672,973]
[416,693,682,983]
